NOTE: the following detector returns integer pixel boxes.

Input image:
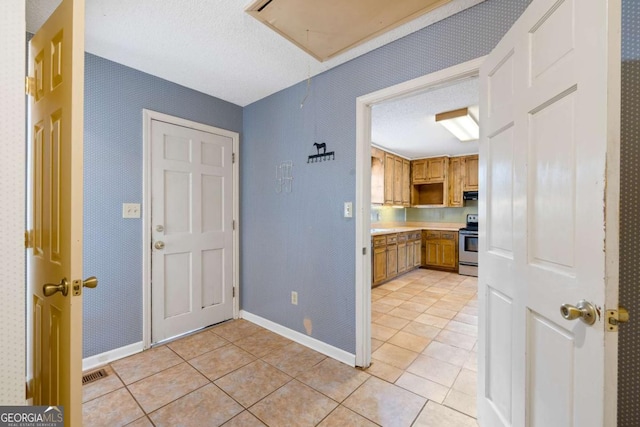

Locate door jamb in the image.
[354,56,486,367]
[142,109,240,349]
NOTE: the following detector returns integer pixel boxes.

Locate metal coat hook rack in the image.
[307,142,335,163]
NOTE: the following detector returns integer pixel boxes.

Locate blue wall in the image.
[83,54,242,357]
[241,0,530,353]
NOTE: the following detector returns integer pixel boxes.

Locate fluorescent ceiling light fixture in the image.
[435,107,479,142]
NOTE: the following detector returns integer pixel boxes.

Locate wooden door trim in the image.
[141,109,240,349]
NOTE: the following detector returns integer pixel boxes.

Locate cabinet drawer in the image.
[441,232,456,240]
[386,234,398,244]
[373,235,387,247]
[411,232,421,240]
[397,233,408,243]
[424,231,441,240]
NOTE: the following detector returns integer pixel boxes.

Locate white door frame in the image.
[354,56,486,367]
[142,109,240,348]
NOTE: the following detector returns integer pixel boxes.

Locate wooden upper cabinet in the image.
[412,157,447,184]
[402,159,410,206]
[448,156,464,207]
[384,152,394,205]
[426,157,447,183]
[371,147,385,205]
[376,149,410,206]
[463,154,479,191]
[393,156,403,205]
[412,159,427,183]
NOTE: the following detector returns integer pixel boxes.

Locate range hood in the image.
[463,191,478,201]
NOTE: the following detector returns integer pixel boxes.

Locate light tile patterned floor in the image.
[82,269,478,426]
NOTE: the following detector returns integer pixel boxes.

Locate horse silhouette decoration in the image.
[313,142,327,155]
[308,142,335,163]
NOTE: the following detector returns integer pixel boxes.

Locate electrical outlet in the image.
[122,203,141,218]
[291,291,298,305]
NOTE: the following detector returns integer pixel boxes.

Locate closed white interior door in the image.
[151,119,234,343]
[478,0,620,426]
[27,0,85,422]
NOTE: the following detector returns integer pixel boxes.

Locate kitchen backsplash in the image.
[371,201,478,224]
[407,201,478,223]
[371,206,406,223]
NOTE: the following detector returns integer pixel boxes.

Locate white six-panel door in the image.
[151,119,234,343]
[478,0,620,426]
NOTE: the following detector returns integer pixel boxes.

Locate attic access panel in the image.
[246,0,454,61]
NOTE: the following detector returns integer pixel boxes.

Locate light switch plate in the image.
[344,202,353,218]
[122,203,141,218]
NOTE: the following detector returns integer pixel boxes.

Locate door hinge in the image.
[24,230,33,249]
[606,306,629,332]
[232,287,235,298]
[25,76,35,97]
[363,247,367,255]
[232,153,236,164]
[232,220,236,230]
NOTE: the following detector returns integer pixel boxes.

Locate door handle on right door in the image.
[560,300,597,325]
[154,241,165,250]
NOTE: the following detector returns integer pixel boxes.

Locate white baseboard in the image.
[240,310,356,367]
[82,341,144,371]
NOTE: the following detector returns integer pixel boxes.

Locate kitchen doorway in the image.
[354,57,485,367]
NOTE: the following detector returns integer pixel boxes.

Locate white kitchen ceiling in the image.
[25,0,484,107]
[372,77,479,159]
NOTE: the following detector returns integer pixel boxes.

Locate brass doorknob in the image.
[560,300,596,325]
[83,276,98,289]
[154,241,165,250]
[43,278,68,297]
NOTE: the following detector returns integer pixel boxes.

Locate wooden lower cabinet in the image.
[397,233,408,274]
[422,230,458,271]
[373,246,387,284]
[413,238,421,267]
[371,231,422,286]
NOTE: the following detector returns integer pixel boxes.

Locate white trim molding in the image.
[82,341,144,371]
[354,56,486,367]
[142,109,240,349]
[241,311,356,367]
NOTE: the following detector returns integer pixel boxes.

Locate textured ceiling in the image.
[25,0,484,107]
[372,77,479,159]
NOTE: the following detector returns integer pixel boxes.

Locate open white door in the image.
[478,0,620,426]
[27,0,85,424]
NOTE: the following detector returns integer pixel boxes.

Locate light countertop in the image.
[371,223,465,236]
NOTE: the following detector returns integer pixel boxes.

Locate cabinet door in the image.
[463,154,479,191]
[402,159,411,206]
[406,238,415,269]
[440,232,457,269]
[386,243,398,277]
[384,152,394,205]
[373,245,387,285]
[411,159,427,183]
[414,240,421,267]
[371,148,385,205]
[424,240,439,266]
[393,156,403,205]
[397,241,407,273]
[448,157,464,207]
[426,157,447,183]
